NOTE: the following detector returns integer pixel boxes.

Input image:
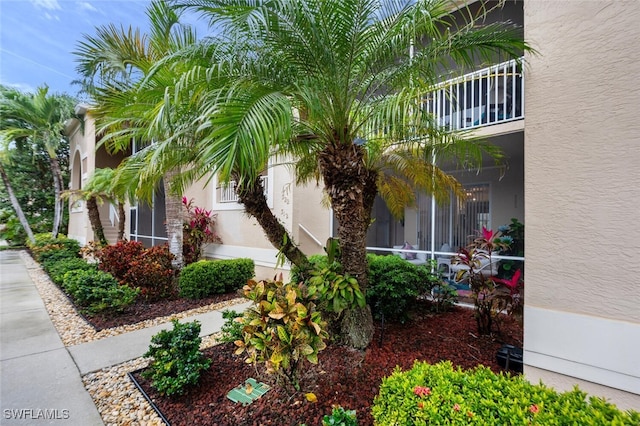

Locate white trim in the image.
[203,244,291,270]
[524,306,640,395]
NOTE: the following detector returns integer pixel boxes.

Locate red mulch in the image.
[85,293,241,330]
[132,302,523,426]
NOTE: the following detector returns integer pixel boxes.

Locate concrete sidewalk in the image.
[0,250,251,425]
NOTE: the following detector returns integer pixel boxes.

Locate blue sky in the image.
[0,0,208,98]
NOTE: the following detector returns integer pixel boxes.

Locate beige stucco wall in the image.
[66,112,97,245]
[524,0,640,404]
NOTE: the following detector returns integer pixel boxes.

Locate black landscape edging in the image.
[128,368,172,426]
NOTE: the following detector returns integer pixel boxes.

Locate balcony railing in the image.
[219,175,269,203]
[424,58,524,130]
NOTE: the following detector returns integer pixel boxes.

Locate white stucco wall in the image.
[524,0,640,407]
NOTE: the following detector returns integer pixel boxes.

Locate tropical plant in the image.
[182,197,222,264]
[169,0,531,348]
[452,227,520,334]
[0,85,77,238]
[234,278,329,390]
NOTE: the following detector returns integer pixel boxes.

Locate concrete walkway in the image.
[0,250,251,425]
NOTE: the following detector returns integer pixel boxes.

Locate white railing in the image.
[220,181,238,203]
[299,224,323,247]
[220,176,268,203]
[424,58,524,130]
[109,203,119,227]
[366,245,524,281]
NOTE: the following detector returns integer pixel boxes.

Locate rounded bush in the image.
[372,361,640,425]
[367,254,435,322]
[178,258,254,299]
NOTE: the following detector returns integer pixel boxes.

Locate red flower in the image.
[413,386,431,397]
[453,403,461,412]
[482,226,494,241]
[529,404,539,414]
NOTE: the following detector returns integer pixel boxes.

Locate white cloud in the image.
[30,0,62,11]
[43,12,61,21]
[76,1,99,12]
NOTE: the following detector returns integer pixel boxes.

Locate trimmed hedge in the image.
[44,257,97,285]
[61,269,139,314]
[178,258,254,299]
[372,361,640,425]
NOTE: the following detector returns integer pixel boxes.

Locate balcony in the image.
[219,175,269,203]
[424,58,524,130]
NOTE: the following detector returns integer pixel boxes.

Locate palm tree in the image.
[75,0,310,271]
[63,167,128,245]
[171,0,531,348]
[74,0,200,267]
[0,160,35,244]
[0,85,76,237]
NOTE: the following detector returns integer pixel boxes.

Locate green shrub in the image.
[372,361,640,425]
[142,320,211,396]
[235,278,328,389]
[27,233,80,262]
[323,406,358,426]
[61,269,139,314]
[218,310,244,343]
[178,258,254,299]
[367,254,436,322]
[290,254,333,283]
[44,257,97,285]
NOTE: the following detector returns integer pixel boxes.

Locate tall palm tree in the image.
[171,0,531,348]
[75,0,310,271]
[0,85,76,237]
[0,159,35,244]
[74,0,201,267]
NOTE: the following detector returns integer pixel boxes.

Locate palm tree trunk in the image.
[319,143,374,349]
[86,196,107,245]
[163,172,183,269]
[49,156,65,238]
[237,176,310,273]
[0,163,35,244]
[117,201,126,241]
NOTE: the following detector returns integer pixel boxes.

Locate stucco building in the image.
[67,0,640,410]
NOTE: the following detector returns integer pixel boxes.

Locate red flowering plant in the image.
[182,197,222,265]
[452,227,523,335]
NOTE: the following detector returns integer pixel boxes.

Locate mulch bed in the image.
[86,292,240,330]
[132,303,523,426]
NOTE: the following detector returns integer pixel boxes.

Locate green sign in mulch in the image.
[227,378,271,406]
